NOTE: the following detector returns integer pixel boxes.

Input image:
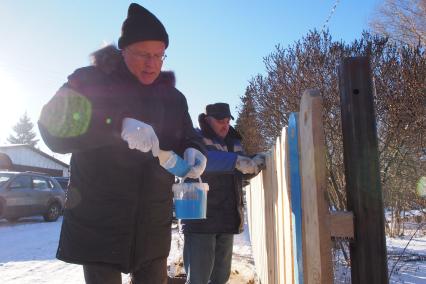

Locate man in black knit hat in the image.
[38,3,206,284]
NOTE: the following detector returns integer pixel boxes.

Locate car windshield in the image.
[0,173,14,186]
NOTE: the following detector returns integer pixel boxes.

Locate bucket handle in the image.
[179,177,203,184]
[174,177,208,193]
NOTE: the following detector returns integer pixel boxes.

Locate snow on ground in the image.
[0,217,256,283]
[386,231,426,284]
[1,216,424,284]
[334,223,426,284]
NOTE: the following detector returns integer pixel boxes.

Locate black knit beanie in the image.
[118,3,169,49]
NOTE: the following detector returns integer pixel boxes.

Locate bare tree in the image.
[370,0,426,46]
[236,30,426,236]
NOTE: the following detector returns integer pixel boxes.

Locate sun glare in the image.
[0,68,25,142]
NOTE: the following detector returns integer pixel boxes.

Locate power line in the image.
[322,0,341,31]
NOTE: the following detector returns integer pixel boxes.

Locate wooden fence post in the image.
[338,56,389,284]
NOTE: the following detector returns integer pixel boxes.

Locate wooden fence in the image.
[245,57,388,284]
[246,90,332,284]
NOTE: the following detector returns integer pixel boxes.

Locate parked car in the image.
[0,171,65,222]
[53,176,70,190]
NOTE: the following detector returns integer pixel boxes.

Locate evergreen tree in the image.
[7,112,39,147]
[235,85,266,155]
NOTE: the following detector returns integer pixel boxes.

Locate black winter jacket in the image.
[38,45,205,273]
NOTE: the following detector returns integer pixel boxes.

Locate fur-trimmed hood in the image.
[90,44,176,87]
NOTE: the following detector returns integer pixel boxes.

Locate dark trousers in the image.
[183,233,234,284]
[83,257,168,284]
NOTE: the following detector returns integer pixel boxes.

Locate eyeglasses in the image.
[126,48,167,62]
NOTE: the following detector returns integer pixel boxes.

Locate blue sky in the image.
[0,0,381,161]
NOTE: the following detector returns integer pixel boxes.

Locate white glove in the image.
[252,152,267,170]
[235,155,264,175]
[184,148,207,179]
[121,117,160,157]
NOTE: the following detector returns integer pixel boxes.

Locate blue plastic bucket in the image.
[172,179,209,219]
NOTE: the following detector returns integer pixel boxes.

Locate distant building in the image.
[0,144,69,177]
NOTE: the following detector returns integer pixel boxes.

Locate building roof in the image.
[0,144,69,168]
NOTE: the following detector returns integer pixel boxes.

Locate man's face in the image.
[206,116,231,139]
[123,40,166,85]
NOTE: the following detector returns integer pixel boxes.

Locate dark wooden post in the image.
[338,57,388,284]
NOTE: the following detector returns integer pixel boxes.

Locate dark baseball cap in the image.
[205,103,234,120]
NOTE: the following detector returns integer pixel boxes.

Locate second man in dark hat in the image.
[182,103,266,284]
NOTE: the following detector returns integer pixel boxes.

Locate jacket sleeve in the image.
[38,68,126,154]
[204,149,260,179]
[204,150,238,174]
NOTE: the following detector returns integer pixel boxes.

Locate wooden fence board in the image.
[248,172,269,284]
[288,113,304,284]
[275,135,286,284]
[299,89,333,284]
[265,147,277,283]
[281,130,294,284]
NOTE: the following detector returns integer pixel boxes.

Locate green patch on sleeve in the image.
[40,87,92,138]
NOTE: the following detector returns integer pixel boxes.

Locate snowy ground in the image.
[333,223,426,284]
[0,216,425,283]
[0,217,256,284]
